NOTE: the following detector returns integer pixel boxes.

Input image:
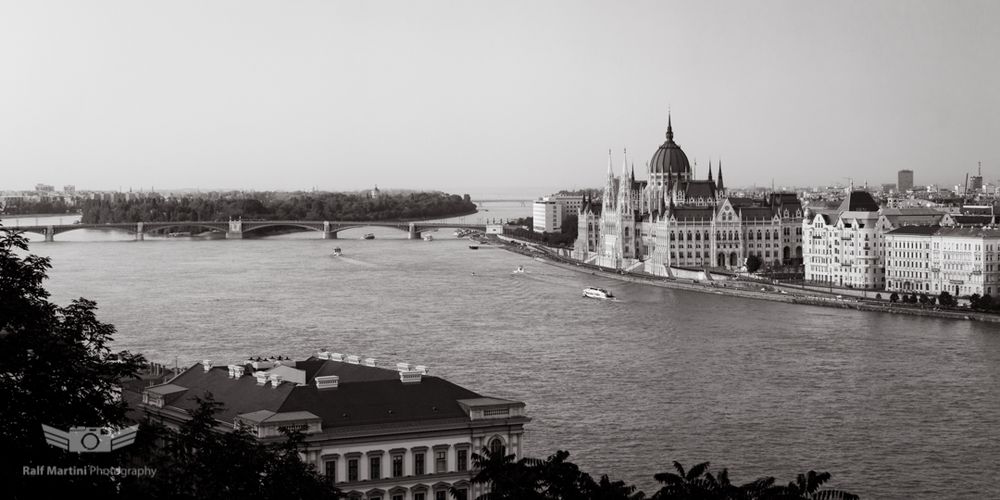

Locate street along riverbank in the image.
[498,238,1000,324]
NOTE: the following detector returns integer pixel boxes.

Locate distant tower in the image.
[370,185,382,198]
[898,170,914,193]
[970,162,984,192]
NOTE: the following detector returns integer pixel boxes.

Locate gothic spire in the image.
[666,113,674,142]
[717,159,725,193]
[708,159,714,182]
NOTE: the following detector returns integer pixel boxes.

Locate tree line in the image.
[884,290,1000,312]
[76,191,476,223]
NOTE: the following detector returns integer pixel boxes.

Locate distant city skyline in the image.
[2,1,998,194]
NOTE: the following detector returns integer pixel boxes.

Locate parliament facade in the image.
[571,116,804,275]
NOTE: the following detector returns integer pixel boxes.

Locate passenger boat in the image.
[332,247,342,256]
[362,233,375,240]
[423,234,434,241]
[582,287,614,299]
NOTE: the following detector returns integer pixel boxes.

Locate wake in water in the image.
[330,256,378,268]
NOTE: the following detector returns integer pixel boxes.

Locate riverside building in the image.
[572,115,805,273]
[802,191,944,289]
[885,226,1000,297]
[139,352,530,500]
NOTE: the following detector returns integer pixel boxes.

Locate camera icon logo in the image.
[42,424,139,453]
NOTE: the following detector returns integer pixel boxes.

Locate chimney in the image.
[329,352,344,362]
[363,357,377,367]
[346,355,361,364]
[255,372,268,386]
[203,360,213,372]
[270,374,283,388]
[399,370,423,384]
[414,365,428,375]
[317,350,331,360]
[396,362,412,372]
[233,365,245,378]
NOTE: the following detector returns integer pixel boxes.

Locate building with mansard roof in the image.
[138,352,529,500]
[572,116,804,274]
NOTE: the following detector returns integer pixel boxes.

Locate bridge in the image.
[8,219,489,242]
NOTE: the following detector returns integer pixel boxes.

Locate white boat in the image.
[332,247,342,256]
[423,235,434,241]
[513,266,525,273]
[582,287,614,299]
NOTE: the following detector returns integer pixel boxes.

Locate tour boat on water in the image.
[362,233,375,240]
[332,247,342,256]
[582,287,614,300]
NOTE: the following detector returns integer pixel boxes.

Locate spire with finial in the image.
[717,159,725,193]
[665,112,674,142]
[708,159,714,182]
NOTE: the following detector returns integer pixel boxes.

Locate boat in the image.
[332,247,342,256]
[362,233,375,240]
[423,235,434,241]
[468,244,479,250]
[168,231,192,238]
[582,287,614,299]
[512,266,525,273]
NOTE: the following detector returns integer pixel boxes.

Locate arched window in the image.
[489,437,506,455]
[695,232,701,241]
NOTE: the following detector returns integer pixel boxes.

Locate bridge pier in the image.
[323,221,336,239]
[226,219,243,239]
[45,226,54,242]
[408,223,420,240]
[135,222,144,241]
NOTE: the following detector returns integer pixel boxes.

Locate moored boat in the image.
[582,287,614,299]
[362,233,375,240]
[468,244,479,250]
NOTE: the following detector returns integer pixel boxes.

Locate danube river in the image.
[3,204,999,498]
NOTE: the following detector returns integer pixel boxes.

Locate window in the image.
[489,437,505,455]
[392,495,404,500]
[436,492,447,500]
[348,459,359,482]
[457,449,468,471]
[414,452,425,475]
[370,456,381,480]
[435,450,447,473]
[324,459,336,481]
[392,455,403,477]
[414,494,425,500]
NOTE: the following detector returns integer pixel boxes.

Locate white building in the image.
[886,226,1000,297]
[803,191,944,289]
[139,352,530,500]
[532,198,561,233]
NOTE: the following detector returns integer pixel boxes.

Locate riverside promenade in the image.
[496,236,1000,324]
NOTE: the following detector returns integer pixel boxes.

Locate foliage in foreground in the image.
[0,225,338,499]
[463,448,859,500]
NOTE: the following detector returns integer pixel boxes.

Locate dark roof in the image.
[157,358,486,429]
[950,214,994,225]
[837,191,880,212]
[682,180,717,200]
[649,117,691,176]
[670,207,715,221]
[728,197,757,208]
[739,207,776,220]
[886,225,940,236]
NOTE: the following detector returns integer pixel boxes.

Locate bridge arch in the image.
[240,223,325,235]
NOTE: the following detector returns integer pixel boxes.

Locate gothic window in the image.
[695,232,700,241]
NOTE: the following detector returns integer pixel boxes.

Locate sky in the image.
[2,0,998,197]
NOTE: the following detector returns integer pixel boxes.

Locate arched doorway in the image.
[729,252,738,266]
[717,252,726,267]
[783,246,790,262]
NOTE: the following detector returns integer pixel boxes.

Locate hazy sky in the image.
[2,0,998,196]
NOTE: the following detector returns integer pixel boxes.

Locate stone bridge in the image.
[8,220,488,242]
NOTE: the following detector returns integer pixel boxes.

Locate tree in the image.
[1,225,146,499]
[889,292,899,303]
[938,291,956,307]
[745,255,763,273]
[875,293,882,301]
[969,293,982,310]
[919,293,930,305]
[652,461,858,500]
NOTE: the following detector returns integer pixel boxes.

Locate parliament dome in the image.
[649,116,691,177]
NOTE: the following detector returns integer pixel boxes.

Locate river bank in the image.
[495,237,1000,324]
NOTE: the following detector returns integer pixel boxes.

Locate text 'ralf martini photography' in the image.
[2,1,999,499]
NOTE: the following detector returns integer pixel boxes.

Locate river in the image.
[2,204,999,498]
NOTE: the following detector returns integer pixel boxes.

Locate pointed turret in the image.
[708,159,714,182]
[717,159,725,193]
[665,112,674,142]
